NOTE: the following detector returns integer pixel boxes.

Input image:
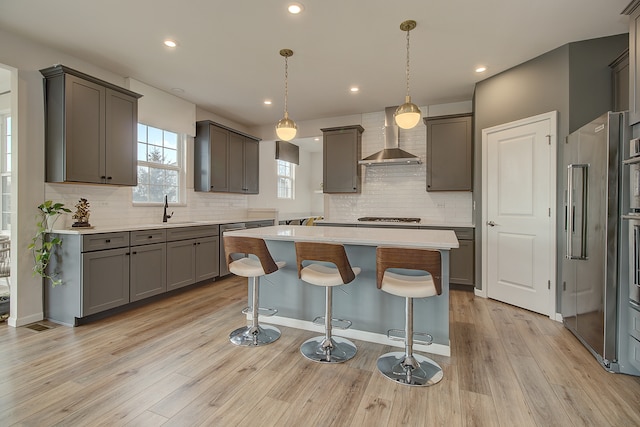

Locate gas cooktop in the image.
[357,217,421,223]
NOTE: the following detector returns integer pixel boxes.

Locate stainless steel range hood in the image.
[359,106,422,166]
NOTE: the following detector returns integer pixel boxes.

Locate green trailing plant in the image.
[28,200,71,286]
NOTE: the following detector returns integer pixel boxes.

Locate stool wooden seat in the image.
[376,246,444,386]
[224,236,285,347]
[295,241,360,363]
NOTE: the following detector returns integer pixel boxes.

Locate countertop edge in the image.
[50,217,276,235]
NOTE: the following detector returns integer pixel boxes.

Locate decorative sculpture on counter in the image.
[71,198,91,228]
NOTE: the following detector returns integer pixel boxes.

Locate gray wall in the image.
[472,34,628,312]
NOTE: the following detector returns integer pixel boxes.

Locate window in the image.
[277,159,295,199]
[0,114,10,230]
[133,123,183,204]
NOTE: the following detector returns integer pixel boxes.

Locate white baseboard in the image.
[474,287,487,298]
[8,312,44,328]
[254,314,451,357]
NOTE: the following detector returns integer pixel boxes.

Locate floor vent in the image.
[25,323,53,332]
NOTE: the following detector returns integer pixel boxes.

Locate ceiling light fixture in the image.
[276,49,297,141]
[288,3,303,14]
[163,39,177,48]
[264,100,272,105]
[350,87,359,93]
[394,20,421,130]
[475,66,487,73]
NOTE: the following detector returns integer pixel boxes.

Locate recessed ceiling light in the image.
[314,137,320,141]
[264,100,272,105]
[350,87,359,93]
[288,3,304,14]
[475,66,487,73]
[164,39,177,48]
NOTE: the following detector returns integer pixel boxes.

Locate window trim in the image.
[132,123,186,206]
[276,159,295,200]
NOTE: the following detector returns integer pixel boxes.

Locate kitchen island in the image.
[223,225,459,356]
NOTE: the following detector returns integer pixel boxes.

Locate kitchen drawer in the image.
[166,225,219,242]
[82,232,129,252]
[130,229,166,246]
[420,226,474,240]
[630,305,640,342]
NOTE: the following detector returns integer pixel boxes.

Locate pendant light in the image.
[276,49,297,141]
[394,20,422,129]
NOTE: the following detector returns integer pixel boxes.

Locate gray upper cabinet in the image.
[625,1,640,125]
[229,133,259,194]
[611,49,629,113]
[322,125,364,193]
[195,121,229,192]
[40,65,141,185]
[195,120,260,194]
[424,114,473,191]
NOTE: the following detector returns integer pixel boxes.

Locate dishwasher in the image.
[219,223,246,276]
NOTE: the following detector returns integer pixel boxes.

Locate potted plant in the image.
[28,200,71,286]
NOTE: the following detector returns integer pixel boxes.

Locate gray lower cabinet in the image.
[82,247,130,315]
[45,226,219,325]
[322,125,364,193]
[130,242,167,301]
[166,225,219,290]
[45,231,131,325]
[130,229,167,301]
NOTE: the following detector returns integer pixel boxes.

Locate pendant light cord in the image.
[405,28,411,99]
[284,55,289,118]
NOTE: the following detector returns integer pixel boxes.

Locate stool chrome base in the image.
[376,351,443,386]
[229,324,281,347]
[300,336,357,363]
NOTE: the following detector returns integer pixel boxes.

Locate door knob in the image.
[487,220,497,227]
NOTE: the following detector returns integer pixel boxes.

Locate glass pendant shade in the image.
[395,96,422,129]
[276,115,297,141]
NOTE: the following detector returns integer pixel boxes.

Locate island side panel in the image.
[257,240,450,346]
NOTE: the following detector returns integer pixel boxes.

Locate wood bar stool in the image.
[295,241,361,363]
[224,236,285,346]
[376,246,444,386]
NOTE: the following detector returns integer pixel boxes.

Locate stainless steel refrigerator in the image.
[561,111,626,372]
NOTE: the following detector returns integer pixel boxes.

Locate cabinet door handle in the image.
[132,251,137,255]
[105,239,111,243]
[107,176,112,180]
[148,235,153,239]
[101,176,106,179]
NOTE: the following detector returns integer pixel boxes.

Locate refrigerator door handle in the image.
[566,163,589,260]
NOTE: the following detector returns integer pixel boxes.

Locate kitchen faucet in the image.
[162,195,173,222]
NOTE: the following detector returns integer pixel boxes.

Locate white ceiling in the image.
[0,1,631,132]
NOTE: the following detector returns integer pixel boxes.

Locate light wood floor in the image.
[1,277,639,427]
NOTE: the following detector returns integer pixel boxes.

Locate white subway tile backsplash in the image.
[327,110,473,225]
[45,183,249,229]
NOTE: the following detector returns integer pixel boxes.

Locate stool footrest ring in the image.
[312,316,352,330]
[241,307,278,317]
[387,329,433,345]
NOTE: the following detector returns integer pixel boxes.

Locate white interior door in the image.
[482,112,557,317]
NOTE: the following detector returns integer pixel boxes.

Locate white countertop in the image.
[51,217,275,235]
[316,219,474,228]
[224,225,459,250]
